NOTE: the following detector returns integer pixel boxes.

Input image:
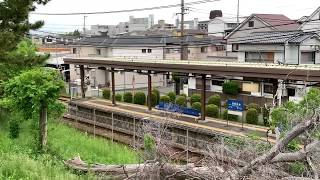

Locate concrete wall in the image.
[208,19,225,37]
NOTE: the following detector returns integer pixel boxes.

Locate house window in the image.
[201,47,208,53]
[72,48,77,54]
[249,21,254,27]
[232,44,239,52]
[264,84,274,94]
[215,45,225,51]
[301,52,316,64]
[96,49,101,55]
[142,49,147,53]
[212,80,224,86]
[148,49,152,53]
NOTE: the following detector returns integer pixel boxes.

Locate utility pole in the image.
[180,0,188,60]
[237,0,240,25]
[83,16,87,36]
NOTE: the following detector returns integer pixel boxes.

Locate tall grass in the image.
[0,110,139,179]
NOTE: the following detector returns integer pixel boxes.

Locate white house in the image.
[208,17,245,37]
[299,7,320,35]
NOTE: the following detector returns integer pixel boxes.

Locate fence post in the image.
[93,109,96,138]
[111,112,114,142]
[186,129,189,163]
[133,117,136,148]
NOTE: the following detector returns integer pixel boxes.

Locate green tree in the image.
[222,81,240,95]
[5,68,64,150]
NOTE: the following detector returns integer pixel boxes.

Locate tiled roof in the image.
[254,14,299,31]
[232,31,319,44]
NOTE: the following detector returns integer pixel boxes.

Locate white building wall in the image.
[238,52,245,62]
[188,77,196,90]
[208,19,225,37]
[111,47,164,59]
[285,45,299,64]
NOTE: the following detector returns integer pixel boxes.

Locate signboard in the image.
[227,100,244,112]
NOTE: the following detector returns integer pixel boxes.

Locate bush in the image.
[222,81,240,95]
[289,162,306,175]
[9,119,20,139]
[180,93,187,98]
[222,110,239,121]
[115,94,122,101]
[134,92,146,105]
[149,92,158,107]
[160,95,171,103]
[190,94,201,105]
[175,96,187,107]
[102,88,111,100]
[247,103,261,114]
[167,92,176,103]
[246,108,259,125]
[123,92,133,103]
[262,106,270,126]
[152,89,160,105]
[191,102,201,111]
[208,95,221,107]
[206,104,219,118]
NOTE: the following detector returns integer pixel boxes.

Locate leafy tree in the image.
[5,68,64,150]
[222,81,240,95]
[190,94,201,105]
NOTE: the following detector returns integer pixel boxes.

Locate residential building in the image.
[90,24,129,37]
[299,7,320,35]
[176,18,199,29]
[225,14,300,57]
[198,20,210,32]
[149,20,175,31]
[208,17,246,37]
[128,15,154,32]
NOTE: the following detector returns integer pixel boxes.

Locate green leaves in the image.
[4,68,64,119]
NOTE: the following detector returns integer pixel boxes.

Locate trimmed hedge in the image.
[190,94,201,105]
[134,92,146,105]
[222,81,240,95]
[180,93,187,99]
[167,92,176,103]
[123,92,133,103]
[149,92,158,107]
[152,89,160,105]
[222,110,239,121]
[206,104,219,118]
[175,96,187,107]
[102,88,111,100]
[246,108,259,125]
[208,95,221,107]
[191,102,201,111]
[160,95,171,103]
[247,103,261,114]
[115,94,122,101]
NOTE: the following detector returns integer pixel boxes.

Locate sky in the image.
[29,0,319,33]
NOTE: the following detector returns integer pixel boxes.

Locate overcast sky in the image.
[29,0,319,33]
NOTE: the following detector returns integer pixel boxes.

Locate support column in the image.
[80,65,85,98]
[111,68,116,106]
[147,71,152,111]
[201,74,206,121]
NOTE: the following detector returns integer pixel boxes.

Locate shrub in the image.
[152,89,160,105]
[247,103,261,114]
[134,92,146,105]
[102,88,111,100]
[149,92,158,107]
[175,96,187,107]
[262,106,270,126]
[160,95,171,103]
[246,108,259,125]
[289,162,306,175]
[190,94,201,105]
[123,92,133,103]
[9,119,20,139]
[222,110,239,121]
[167,92,176,103]
[115,94,122,101]
[208,95,221,107]
[191,102,201,111]
[206,104,219,118]
[180,93,187,98]
[222,81,240,95]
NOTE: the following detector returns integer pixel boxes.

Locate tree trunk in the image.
[39,103,48,150]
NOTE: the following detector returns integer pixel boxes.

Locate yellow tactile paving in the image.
[81,100,276,144]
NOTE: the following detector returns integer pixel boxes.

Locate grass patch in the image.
[0,111,139,179]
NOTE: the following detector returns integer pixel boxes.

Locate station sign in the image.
[227,100,244,116]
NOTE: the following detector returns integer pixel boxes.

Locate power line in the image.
[31,0,219,16]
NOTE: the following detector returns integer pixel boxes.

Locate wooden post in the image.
[39,103,48,150]
[80,65,85,98]
[111,68,116,106]
[201,74,206,121]
[148,71,152,111]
